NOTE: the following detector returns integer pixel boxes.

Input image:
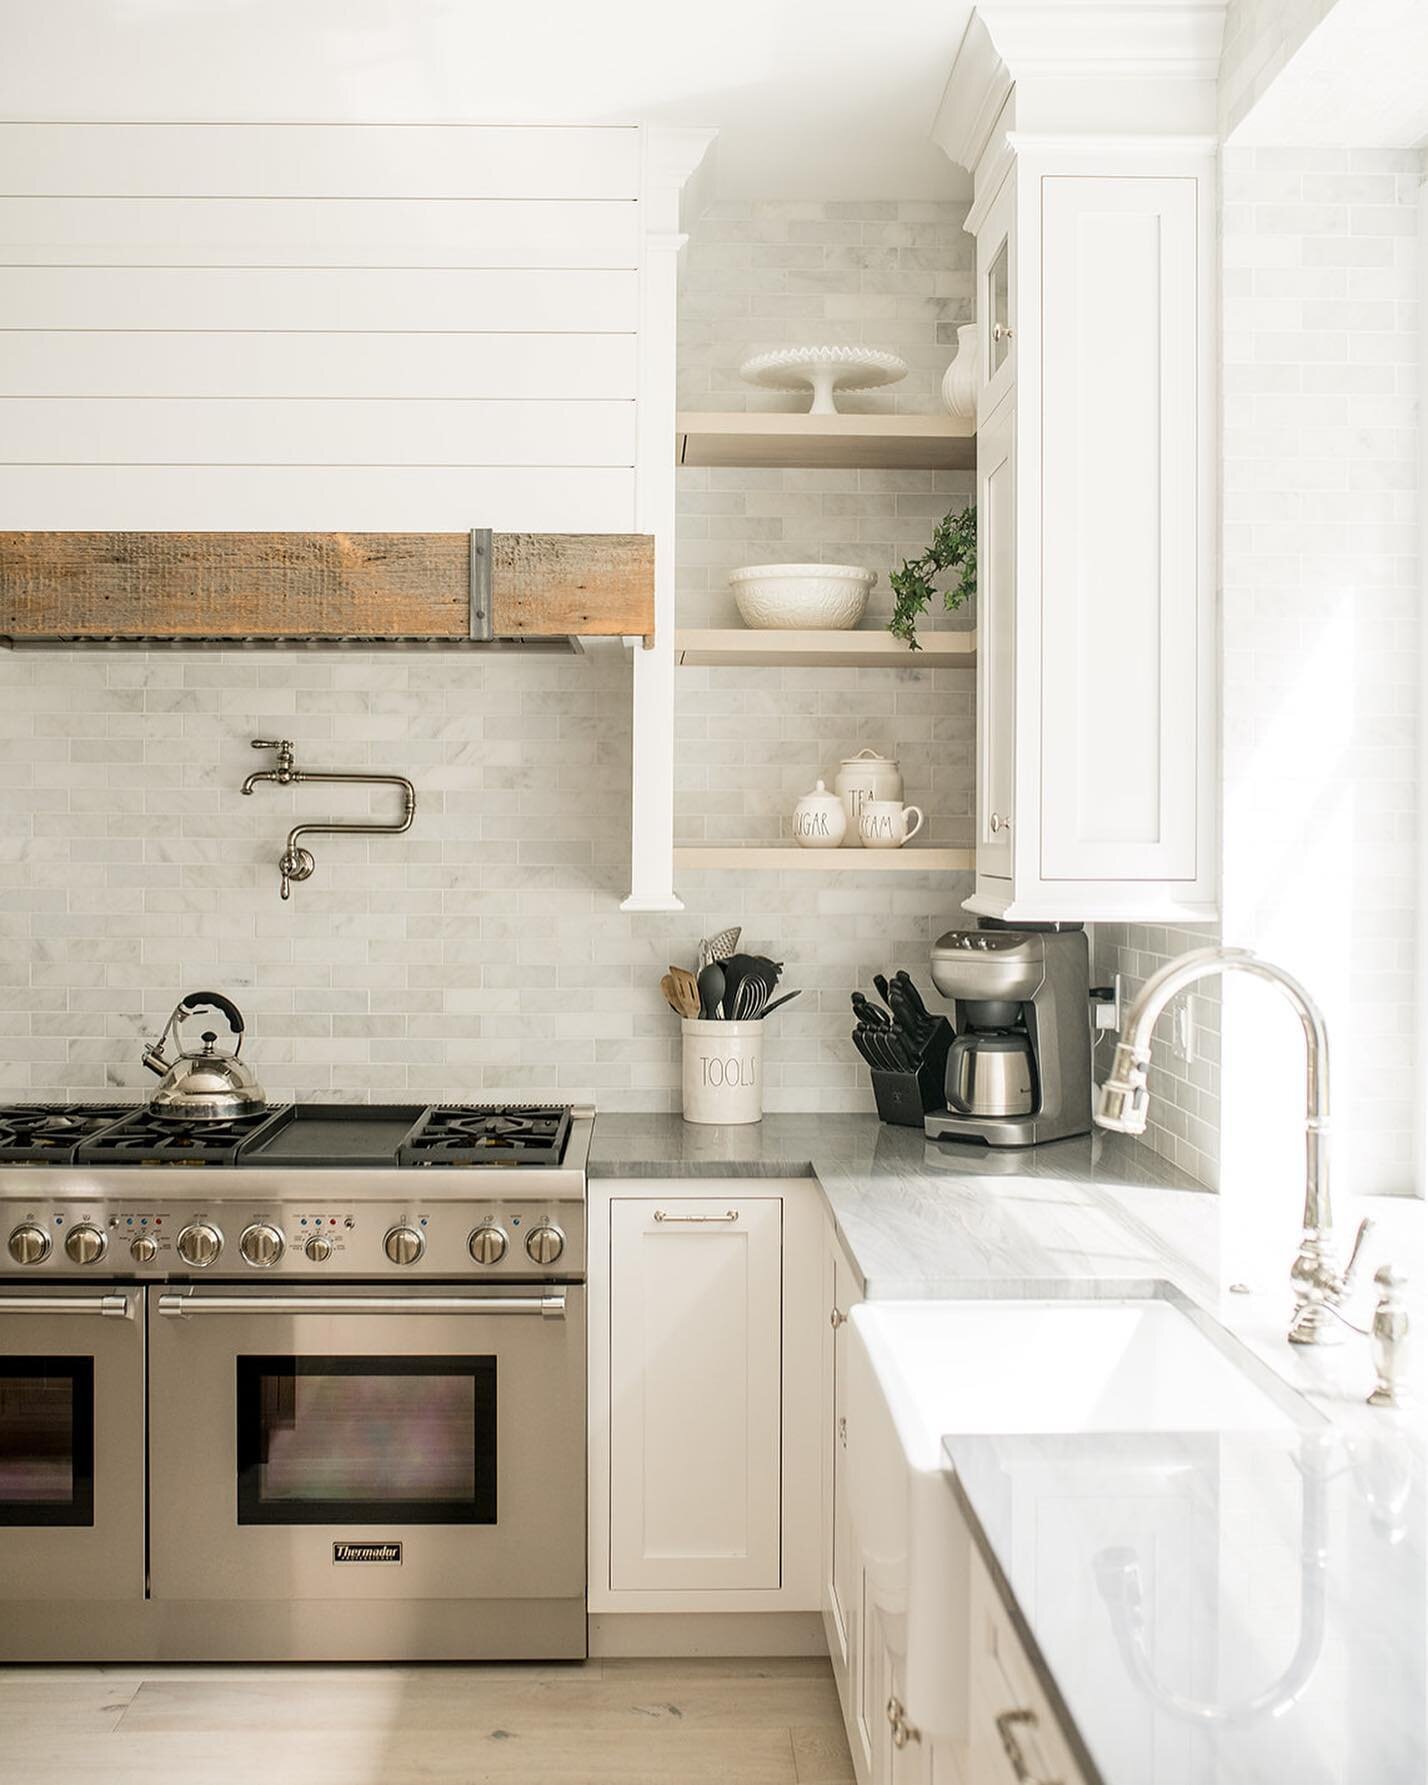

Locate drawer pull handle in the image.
[653,1209,739,1224]
[996,1709,1059,1784]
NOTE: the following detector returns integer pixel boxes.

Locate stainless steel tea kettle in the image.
[141,991,266,1120]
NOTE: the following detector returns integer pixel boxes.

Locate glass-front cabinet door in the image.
[0,1289,145,1602]
[977,172,1017,417]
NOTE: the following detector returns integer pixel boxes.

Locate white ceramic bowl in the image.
[729,563,876,631]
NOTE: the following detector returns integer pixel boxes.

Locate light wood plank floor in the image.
[0,1656,854,1784]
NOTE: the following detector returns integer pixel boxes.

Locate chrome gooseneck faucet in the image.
[1096,946,1368,1347]
[242,738,417,900]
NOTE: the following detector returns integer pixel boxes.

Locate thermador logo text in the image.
[332,1541,403,1564]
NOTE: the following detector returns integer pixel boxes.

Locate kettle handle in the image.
[179,991,245,1042]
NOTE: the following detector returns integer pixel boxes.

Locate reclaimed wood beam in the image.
[0,530,654,640]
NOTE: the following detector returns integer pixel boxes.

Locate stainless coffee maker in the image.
[923,924,1091,1147]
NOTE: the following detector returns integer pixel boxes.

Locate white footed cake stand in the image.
[738,345,908,416]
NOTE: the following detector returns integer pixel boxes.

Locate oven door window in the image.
[236,1356,496,1526]
[0,1356,95,1526]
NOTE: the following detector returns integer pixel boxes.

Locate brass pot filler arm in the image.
[241,738,417,900]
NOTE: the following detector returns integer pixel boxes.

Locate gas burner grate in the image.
[75,1104,290,1167]
[398,1105,572,1168]
[0,1103,139,1164]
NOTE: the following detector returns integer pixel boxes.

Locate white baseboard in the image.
[589,1611,827,1658]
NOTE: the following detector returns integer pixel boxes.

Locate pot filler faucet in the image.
[242,738,417,900]
[1096,946,1408,1389]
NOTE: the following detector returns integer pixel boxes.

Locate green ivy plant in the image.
[887,504,976,650]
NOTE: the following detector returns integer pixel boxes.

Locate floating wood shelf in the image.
[676,628,976,668]
[676,412,975,471]
[0,530,654,643]
[674,847,974,873]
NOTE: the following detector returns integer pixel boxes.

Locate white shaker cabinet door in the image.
[608,1196,783,1592]
[823,1223,863,1701]
[1038,173,1203,887]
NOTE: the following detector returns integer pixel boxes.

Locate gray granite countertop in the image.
[945,1428,1426,1785]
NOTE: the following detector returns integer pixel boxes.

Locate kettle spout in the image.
[141,1043,170,1078]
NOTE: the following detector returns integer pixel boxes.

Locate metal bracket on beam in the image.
[468,527,493,643]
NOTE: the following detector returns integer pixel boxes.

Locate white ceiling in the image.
[0,0,975,198]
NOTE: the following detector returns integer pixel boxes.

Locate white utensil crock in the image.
[834,749,903,847]
[682,1019,764,1125]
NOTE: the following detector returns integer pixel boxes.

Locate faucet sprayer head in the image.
[1095,1042,1151,1134]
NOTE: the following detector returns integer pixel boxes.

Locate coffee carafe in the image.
[924,924,1091,1147]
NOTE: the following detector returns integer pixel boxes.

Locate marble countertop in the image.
[945,1428,1426,1785]
[588,1114,1214,1297]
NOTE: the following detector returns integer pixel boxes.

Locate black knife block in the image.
[868,1018,953,1127]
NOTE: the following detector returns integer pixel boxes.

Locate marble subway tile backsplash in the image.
[1093,924,1223,1192]
[2,197,977,1112]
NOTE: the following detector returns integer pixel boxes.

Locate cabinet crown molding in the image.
[640,125,718,233]
[935,0,1228,172]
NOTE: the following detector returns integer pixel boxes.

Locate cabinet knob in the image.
[992,323,1013,342]
[829,1307,846,1329]
[990,811,1012,835]
[838,1416,848,1450]
[886,1697,921,1749]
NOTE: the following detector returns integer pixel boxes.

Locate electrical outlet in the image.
[1090,974,1122,1032]
[1171,995,1197,1065]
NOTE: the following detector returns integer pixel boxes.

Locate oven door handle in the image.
[0,1294,133,1318]
[156,1292,567,1319]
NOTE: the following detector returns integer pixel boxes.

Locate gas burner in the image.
[75,1105,290,1167]
[399,1105,572,1168]
[0,1104,138,1164]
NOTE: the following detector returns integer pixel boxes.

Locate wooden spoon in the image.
[663,966,701,1020]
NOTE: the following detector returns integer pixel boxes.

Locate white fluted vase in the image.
[940,323,979,420]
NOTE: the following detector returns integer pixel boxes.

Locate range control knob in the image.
[64,1223,107,1267]
[468,1224,508,1266]
[176,1222,222,1269]
[130,1233,159,1265]
[384,1225,424,1267]
[8,1224,51,1266]
[239,1223,285,1269]
[525,1223,565,1267]
[304,1232,333,1263]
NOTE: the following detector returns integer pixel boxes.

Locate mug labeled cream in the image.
[859,799,924,848]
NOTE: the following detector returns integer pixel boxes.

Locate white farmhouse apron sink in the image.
[845,1296,1306,1743]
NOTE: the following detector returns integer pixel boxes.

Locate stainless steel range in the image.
[0,1101,591,1663]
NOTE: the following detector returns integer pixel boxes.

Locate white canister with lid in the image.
[834,749,903,847]
[792,779,847,849]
